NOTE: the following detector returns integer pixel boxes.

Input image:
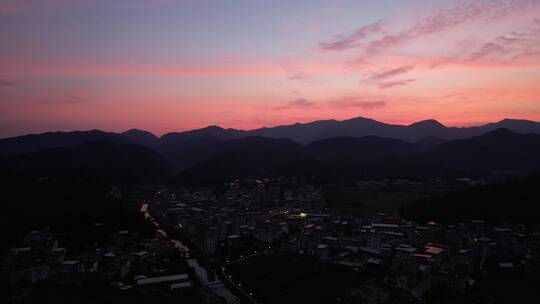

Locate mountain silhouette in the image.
[122,129,159,146]
[426,128,540,170]
[156,126,245,169]
[1,141,171,184]
[174,128,540,184]
[246,117,540,142]
[2,124,540,185]
[173,129,540,182]
[160,125,243,144]
[2,118,540,172]
[0,130,130,154]
[415,136,448,151]
[175,136,301,184]
[305,136,415,160]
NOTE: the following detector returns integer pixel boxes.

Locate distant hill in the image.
[0,130,130,154]
[174,128,540,184]
[305,136,415,161]
[247,117,540,142]
[479,118,540,134]
[3,117,540,156]
[156,126,245,169]
[2,117,540,172]
[415,136,448,151]
[122,129,159,146]
[2,125,540,186]
[175,137,301,184]
[426,128,540,170]
[160,125,243,144]
[0,141,171,185]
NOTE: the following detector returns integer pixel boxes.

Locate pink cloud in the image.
[321,0,540,71]
[39,94,87,105]
[329,97,386,110]
[469,18,540,61]
[281,61,312,80]
[359,65,415,89]
[0,78,20,86]
[378,79,416,89]
[319,19,386,51]
[469,42,510,60]
[273,98,317,111]
[360,0,533,56]
[368,65,414,81]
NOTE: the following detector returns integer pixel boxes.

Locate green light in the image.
[299,212,307,218]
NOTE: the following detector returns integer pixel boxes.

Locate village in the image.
[3,178,540,303]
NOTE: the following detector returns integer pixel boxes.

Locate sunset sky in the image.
[1,0,540,137]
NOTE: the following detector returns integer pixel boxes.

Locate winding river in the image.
[141,203,240,304]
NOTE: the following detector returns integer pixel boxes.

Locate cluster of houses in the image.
[4,177,539,303]
[2,224,199,301]
[150,178,540,302]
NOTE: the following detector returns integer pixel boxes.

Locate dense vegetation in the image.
[401,175,540,224]
[0,172,156,253]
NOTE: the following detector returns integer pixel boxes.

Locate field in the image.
[225,254,360,304]
[324,187,432,215]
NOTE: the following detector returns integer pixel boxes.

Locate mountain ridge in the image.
[173,128,540,184]
[2,118,540,164]
[3,128,540,185]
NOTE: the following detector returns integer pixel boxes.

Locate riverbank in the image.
[141,202,242,304]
